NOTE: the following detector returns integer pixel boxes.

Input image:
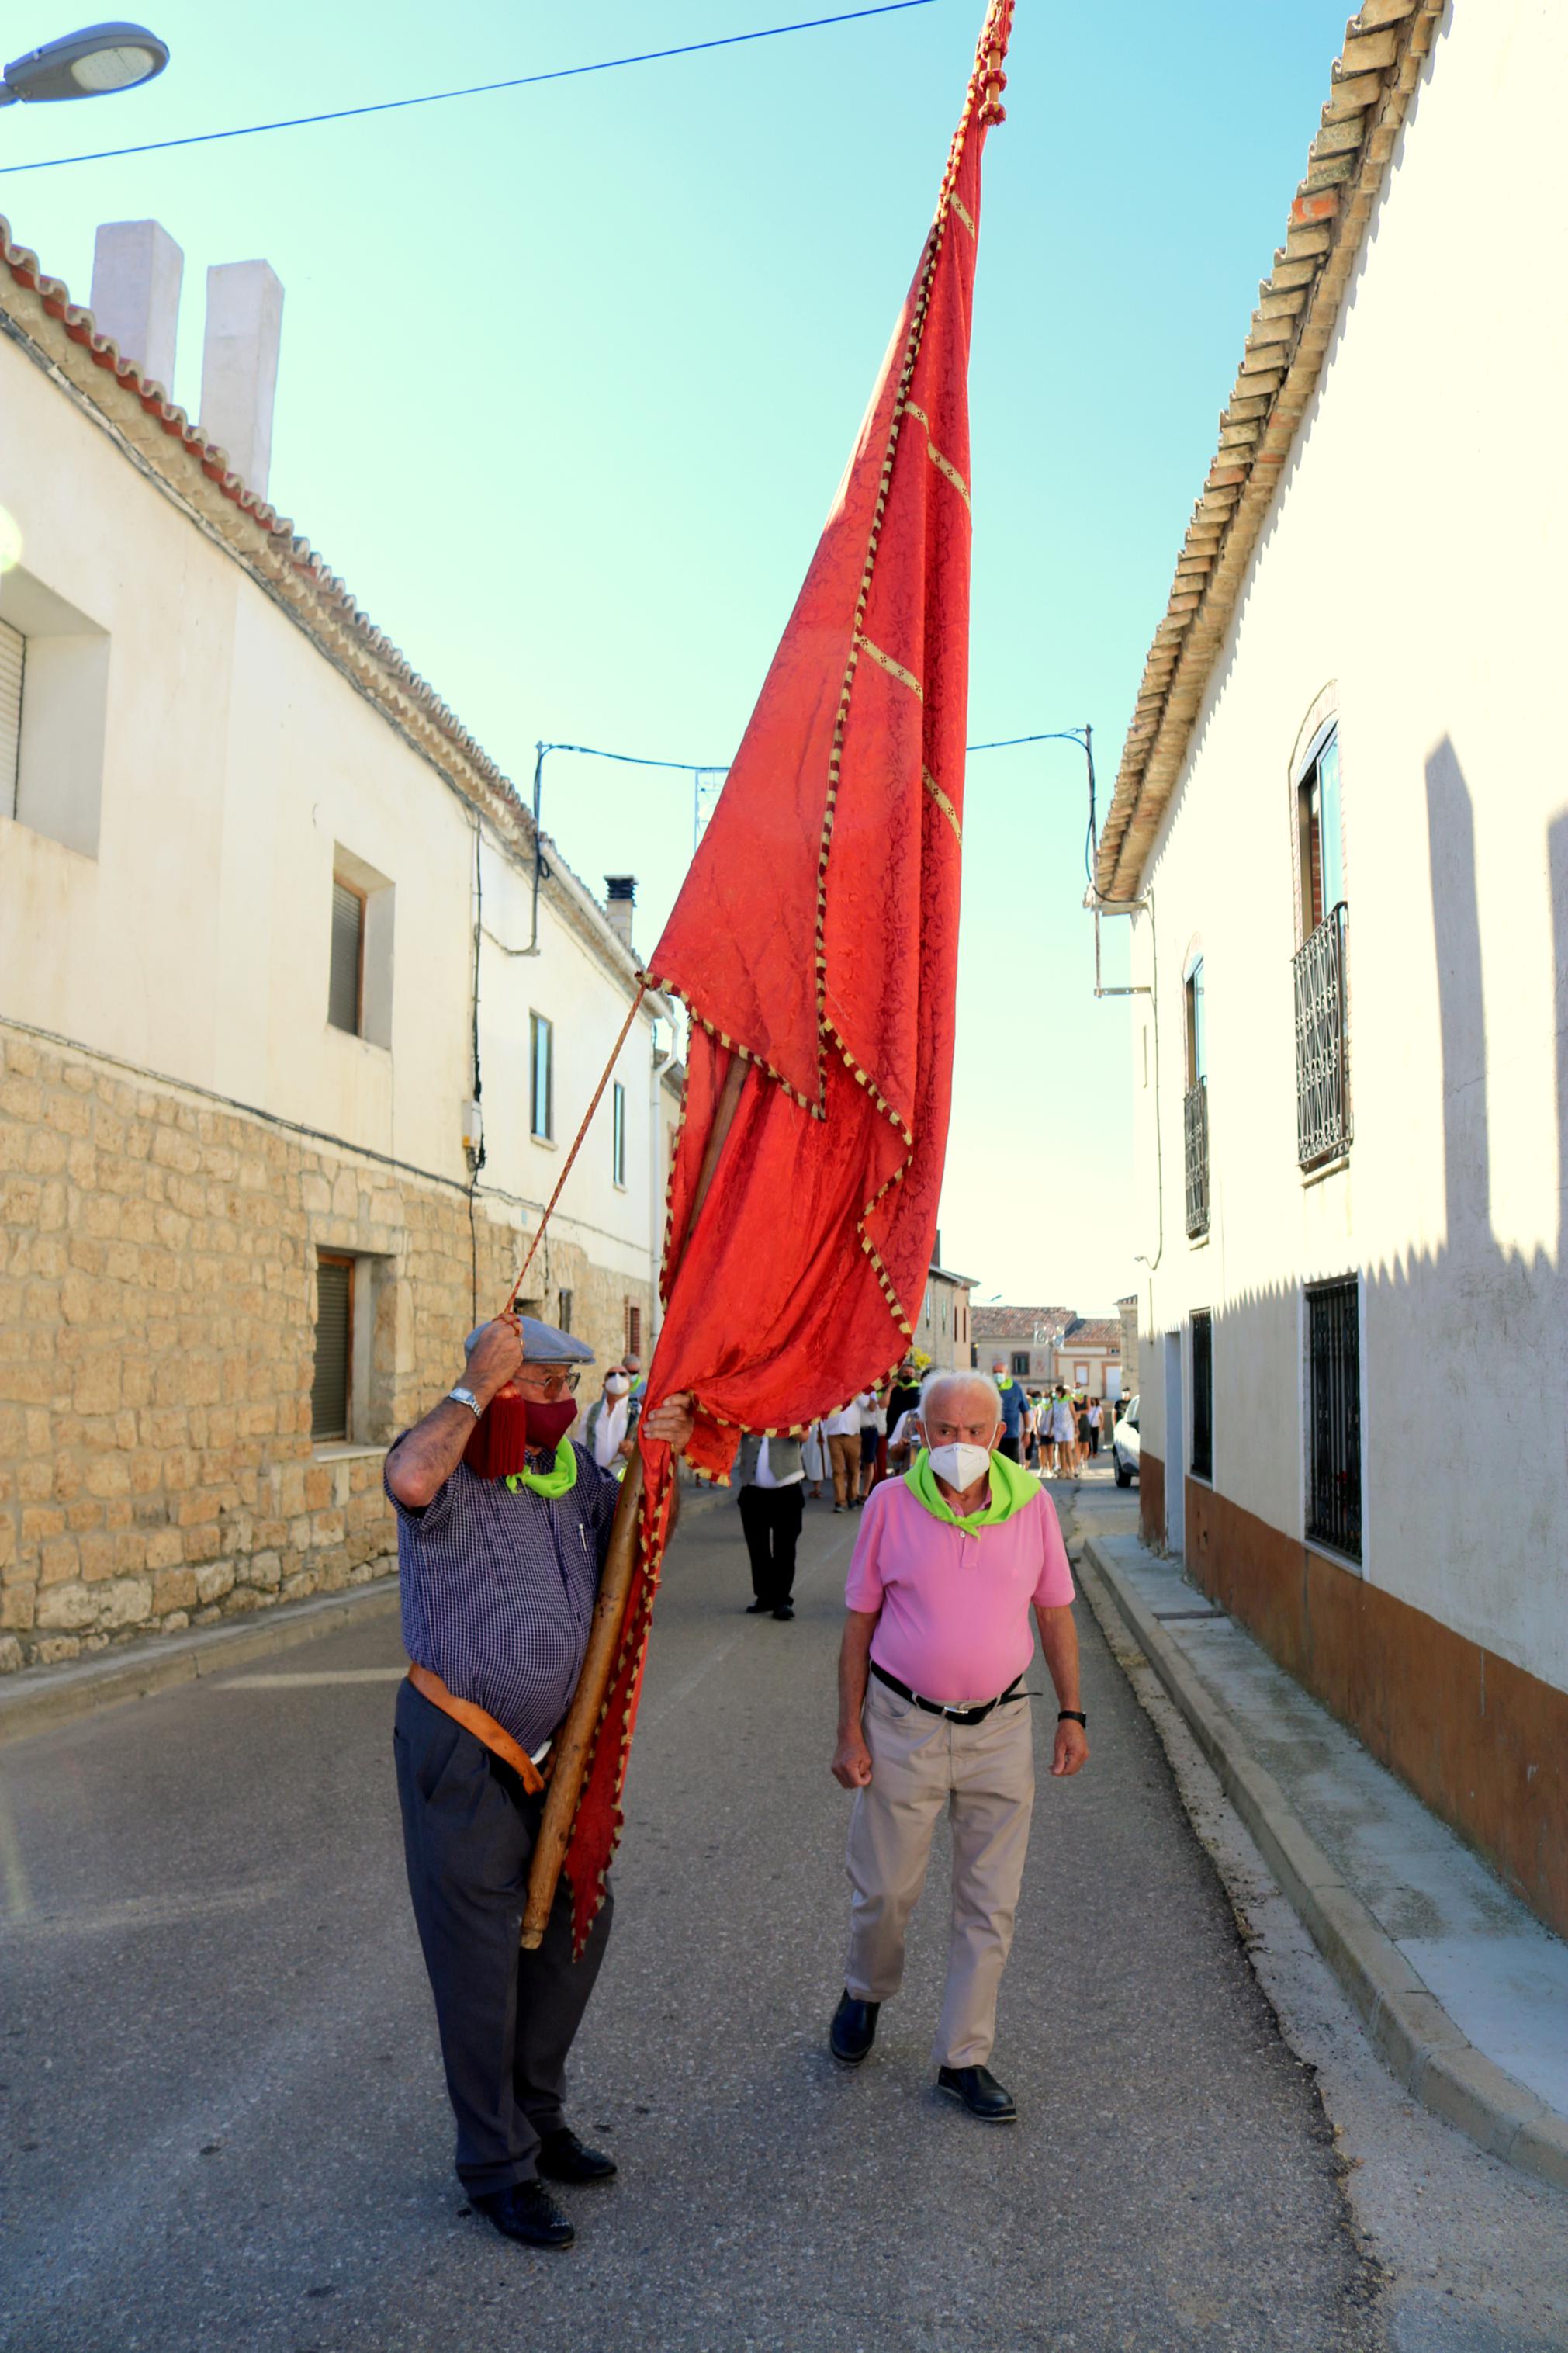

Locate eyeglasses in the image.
[517,1366,581,1398]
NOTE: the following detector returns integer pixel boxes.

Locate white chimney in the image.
[604,875,637,953]
[90,219,183,392]
[199,258,283,496]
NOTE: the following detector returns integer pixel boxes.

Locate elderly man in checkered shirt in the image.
[386,1312,692,2253]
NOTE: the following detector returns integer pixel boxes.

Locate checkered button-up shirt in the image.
[387,1443,621,1755]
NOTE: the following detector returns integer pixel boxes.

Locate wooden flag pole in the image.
[521,1052,749,1949]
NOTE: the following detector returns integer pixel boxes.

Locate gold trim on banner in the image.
[855,634,923,701]
[950,194,977,237]
[922,766,962,843]
[902,402,972,515]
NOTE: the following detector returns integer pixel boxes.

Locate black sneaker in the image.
[829,1991,880,2066]
[473,2181,576,2247]
[936,2064,1017,2123]
[538,2126,617,2184]
[772,1603,795,1620]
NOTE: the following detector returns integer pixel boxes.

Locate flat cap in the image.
[465,1315,595,1365]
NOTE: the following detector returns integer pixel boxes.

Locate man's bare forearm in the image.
[386,1399,484,1508]
[1034,1604,1082,1712]
[838,1611,877,1739]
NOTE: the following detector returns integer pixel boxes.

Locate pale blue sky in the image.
[0,0,1348,1310]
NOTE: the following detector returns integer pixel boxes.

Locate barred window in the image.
[1190,1310,1213,1481]
[557,1288,574,1338]
[1307,1279,1361,1560]
[626,1302,642,1358]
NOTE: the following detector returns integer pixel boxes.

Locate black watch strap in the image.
[1057,1709,1087,1727]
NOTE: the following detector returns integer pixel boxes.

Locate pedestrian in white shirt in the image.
[735,1433,807,1618]
[825,1402,862,1513]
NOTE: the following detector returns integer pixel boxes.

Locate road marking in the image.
[215,1669,407,1689]
[0,1882,282,1940]
[0,1783,32,1921]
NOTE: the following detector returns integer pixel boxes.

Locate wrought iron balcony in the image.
[1183,1076,1210,1239]
[1293,901,1351,1167]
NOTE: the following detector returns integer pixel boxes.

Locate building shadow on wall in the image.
[1176,737,1568,1938]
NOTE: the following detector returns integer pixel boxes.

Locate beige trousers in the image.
[827,1433,860,1508]
[844,1676,1035,2069]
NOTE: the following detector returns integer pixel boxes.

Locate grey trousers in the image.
[844,1676,1035,2069]
[394,1678,612,2197]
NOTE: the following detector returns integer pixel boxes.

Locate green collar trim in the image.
[902,1447,1038,1535]
[504,1436,579,1501]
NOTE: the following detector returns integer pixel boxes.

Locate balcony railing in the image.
[1183,1077,1210,1239]
[1293,901,1351,1167]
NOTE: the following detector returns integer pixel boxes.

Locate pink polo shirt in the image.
[845,1476,1075,1705]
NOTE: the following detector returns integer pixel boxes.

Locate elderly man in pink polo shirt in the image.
[829,1368,1089,2121]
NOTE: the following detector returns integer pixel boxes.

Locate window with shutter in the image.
[611,1082,626,1187]
[0,619,22,818]
[530,1013,554,1141]
[311,1256,354,1441]
[328,879,365,1034]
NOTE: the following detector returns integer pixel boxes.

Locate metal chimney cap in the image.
[604,875,638,902]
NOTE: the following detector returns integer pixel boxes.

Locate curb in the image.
[0,1476,735,1750]
[0,1577,402,1748]
[1075,1530,1568,2195]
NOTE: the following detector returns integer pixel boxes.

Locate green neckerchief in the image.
[995,1374,1014,1391]
[504,1436,579,1501]
[904,1447,1038,1536]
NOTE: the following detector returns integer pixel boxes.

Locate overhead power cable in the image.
[0,2,936,178]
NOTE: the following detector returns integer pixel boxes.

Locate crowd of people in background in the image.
[789,1359,1124,1517]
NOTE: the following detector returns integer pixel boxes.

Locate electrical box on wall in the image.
[460,1098,483,1155]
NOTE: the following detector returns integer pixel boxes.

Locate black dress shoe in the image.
[829,1990,880,2066]
[473,2181,576,2247]
[936,2064,1017,2123]
[537,2126,618,2185]
[772,1603,795,1620]
[746,1599,771,1613]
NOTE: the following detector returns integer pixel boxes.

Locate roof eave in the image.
[1094,0,1445,906]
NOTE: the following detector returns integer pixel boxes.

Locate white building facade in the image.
[0,212,671,1669]
[1096,0,1568,1939]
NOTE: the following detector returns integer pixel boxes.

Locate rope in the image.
[504,982,648,1315]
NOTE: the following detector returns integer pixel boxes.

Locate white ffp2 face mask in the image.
[925,1441,993,1492]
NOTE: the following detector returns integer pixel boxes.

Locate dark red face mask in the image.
[463,1392,580,1480]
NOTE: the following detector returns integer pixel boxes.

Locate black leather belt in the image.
[871,1661,1026,1725]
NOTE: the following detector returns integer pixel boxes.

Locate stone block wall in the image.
[0,1024,652,1671]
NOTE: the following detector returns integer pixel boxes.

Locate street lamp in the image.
[0,21,168,105]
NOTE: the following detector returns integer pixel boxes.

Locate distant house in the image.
[1056,1318,1123,1402]
[912,1234,976,1371]
[971,1305,1122,1399]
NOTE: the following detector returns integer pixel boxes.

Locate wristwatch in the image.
[447,1386,483,1418]
[1057,1709,1088,1728]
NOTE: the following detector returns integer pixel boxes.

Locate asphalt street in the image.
[0,1475,1379,2352]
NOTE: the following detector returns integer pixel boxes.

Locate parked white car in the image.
[1113,1395,1140,1488]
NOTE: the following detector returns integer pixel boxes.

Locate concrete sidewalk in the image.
[1073,1491,1568,2192]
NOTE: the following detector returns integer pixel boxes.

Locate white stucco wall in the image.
[1126,0,1568,1692]
[0,322,660,1294]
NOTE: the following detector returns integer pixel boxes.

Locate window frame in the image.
[529,1011,555,1143]
[1190,1309,1213,1482]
